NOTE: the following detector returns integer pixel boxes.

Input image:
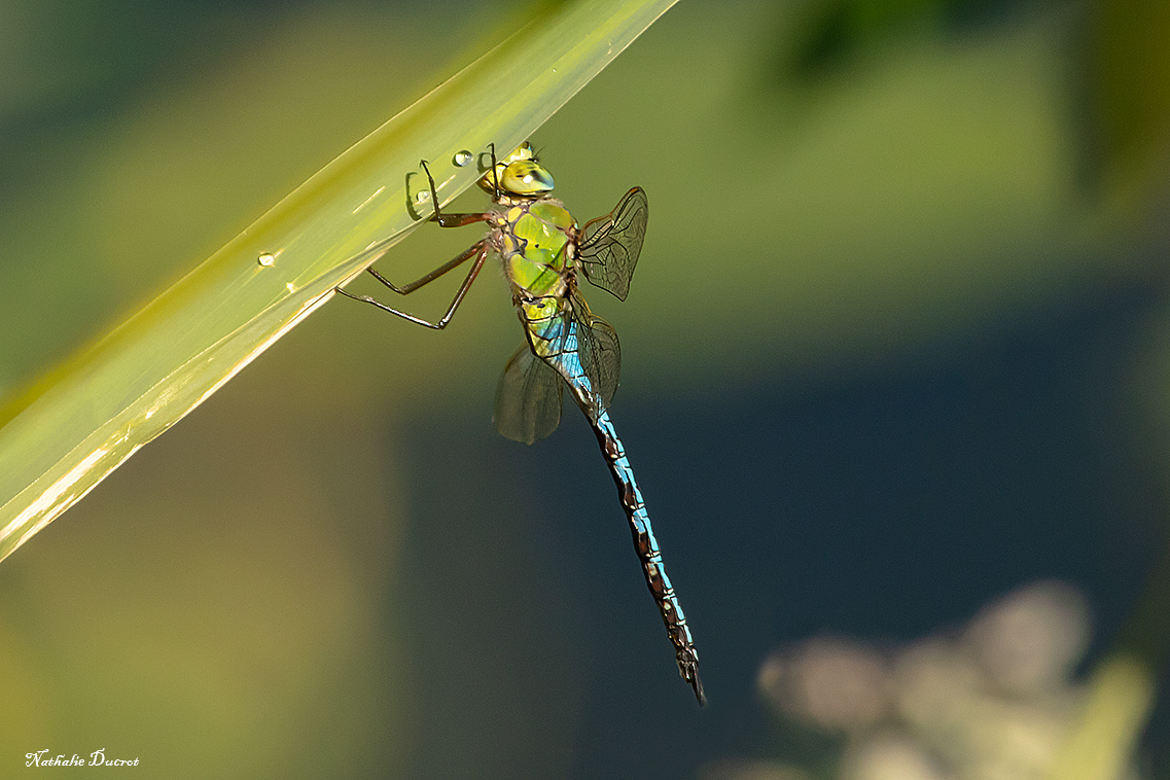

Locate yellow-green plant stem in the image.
[0,0,679,563]
[1049,540,1170,779]
[1047,653,1155,780]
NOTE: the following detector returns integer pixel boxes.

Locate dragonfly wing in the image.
[571,295,622,412]
[494,344,564,445]
[578,187,648,301]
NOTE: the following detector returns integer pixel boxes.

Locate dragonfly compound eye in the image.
[500,160,555,196]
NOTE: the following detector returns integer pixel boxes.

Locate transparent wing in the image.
[571,291,622,413]
[578,187,648,301]
[494,344,564,445]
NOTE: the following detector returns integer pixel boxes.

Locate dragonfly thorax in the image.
[493,198,579,302]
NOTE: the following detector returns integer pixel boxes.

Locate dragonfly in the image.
[336,142,704,705]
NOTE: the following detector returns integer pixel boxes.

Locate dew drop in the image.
[257,252,276,267]
[452,150,473,167]
[415,189,431,205]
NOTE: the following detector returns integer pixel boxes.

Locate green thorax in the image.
[496,198,577,299]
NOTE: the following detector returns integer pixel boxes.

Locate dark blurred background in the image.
[2,0,1168,777]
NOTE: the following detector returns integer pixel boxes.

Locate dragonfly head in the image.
[479,141,555,197]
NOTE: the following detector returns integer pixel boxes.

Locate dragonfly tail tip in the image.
[690,669,706,707]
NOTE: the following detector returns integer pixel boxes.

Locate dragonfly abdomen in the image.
[540,336,704,704]
[590,407,706,706]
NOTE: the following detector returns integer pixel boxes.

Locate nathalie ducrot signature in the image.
[26,748,139,767]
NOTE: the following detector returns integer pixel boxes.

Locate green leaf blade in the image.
[0,0,680,563]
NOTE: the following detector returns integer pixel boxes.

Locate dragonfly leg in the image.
[420,159,489,228]
[487,142,500,200]
[364,239,486,295]
[335,241,488,330]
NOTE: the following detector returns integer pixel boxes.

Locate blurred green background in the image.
[2,0,1169,777]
